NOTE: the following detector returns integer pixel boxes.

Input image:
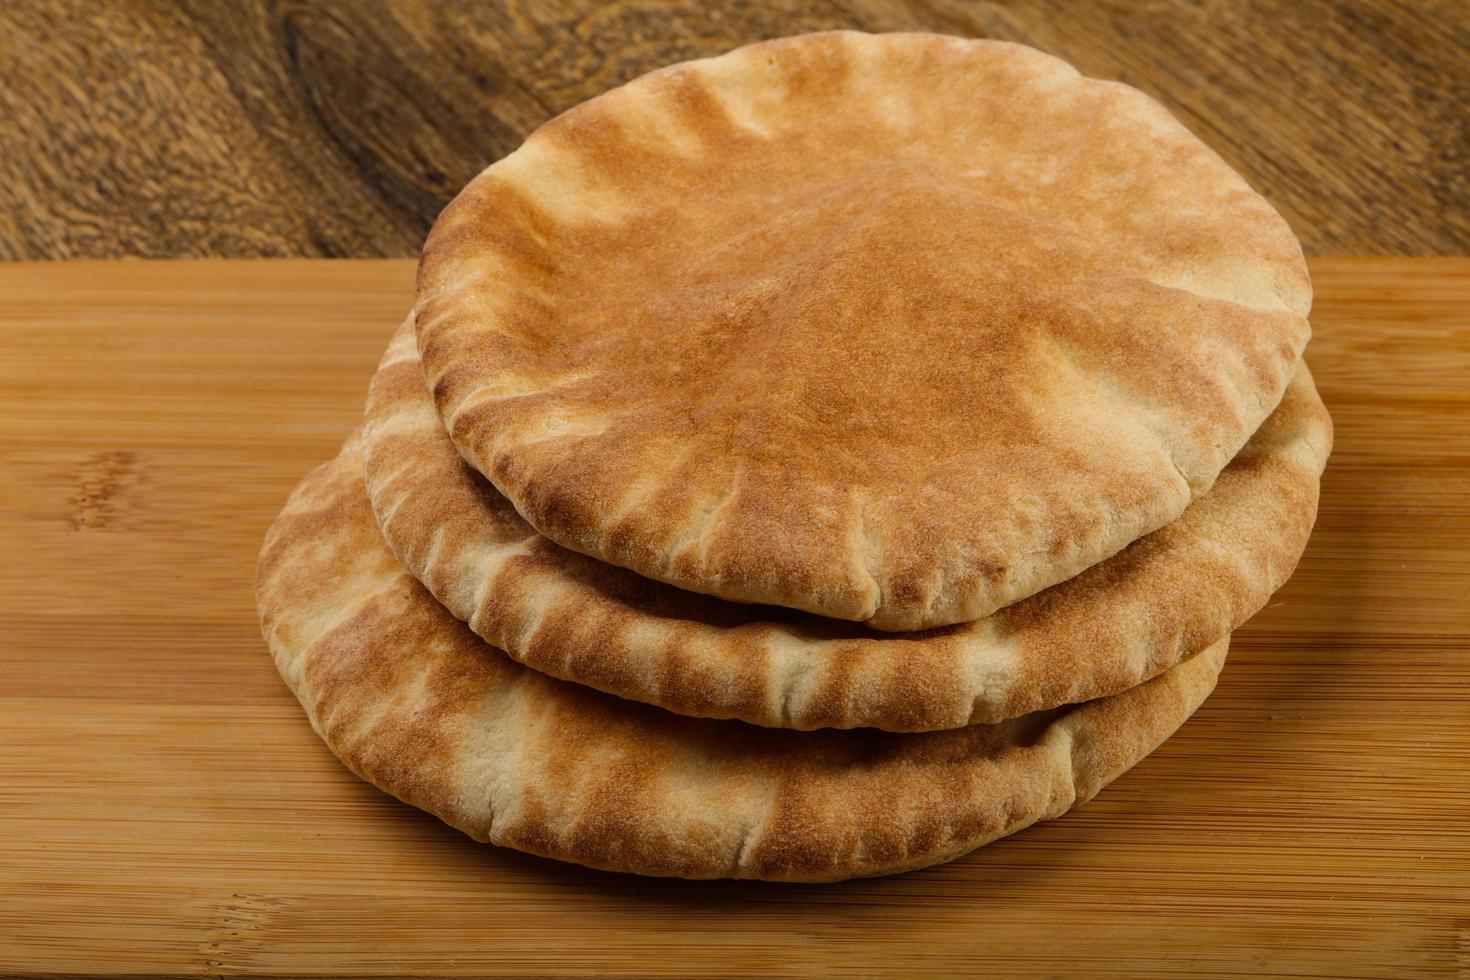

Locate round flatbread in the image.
[365,316,1328,731]
[258,434,1228,882]
[415,30,1311,631]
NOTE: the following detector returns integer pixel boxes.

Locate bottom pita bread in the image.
[258,434,1227,882]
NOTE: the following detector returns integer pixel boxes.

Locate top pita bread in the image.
[416,31,1311,631]
[365,316,1330,732]
[259,432,1227,882]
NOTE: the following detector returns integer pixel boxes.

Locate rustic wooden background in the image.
[2,0,1466,260]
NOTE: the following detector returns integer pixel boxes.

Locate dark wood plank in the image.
[0,1,1464,260]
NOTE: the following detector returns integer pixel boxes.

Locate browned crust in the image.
[364,316,1329,731]
[258,434,1227,882]
[415,30,1311,631]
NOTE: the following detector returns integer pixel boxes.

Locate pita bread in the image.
[364,316,1328,731]
[415,30,1311,631]
[258,433,1227,882]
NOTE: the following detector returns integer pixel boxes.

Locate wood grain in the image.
[1,0,1466,260]
[1,258,1468,977]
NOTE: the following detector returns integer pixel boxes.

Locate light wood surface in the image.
[3,0,1467,259]
[1,258,1466,977]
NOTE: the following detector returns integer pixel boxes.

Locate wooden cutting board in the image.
[1,258,1466,978]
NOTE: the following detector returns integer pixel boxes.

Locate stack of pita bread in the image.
[258,31,1330,882]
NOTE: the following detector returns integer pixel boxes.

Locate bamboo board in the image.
[1,258,1466,977]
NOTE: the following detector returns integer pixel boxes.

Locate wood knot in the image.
[70,450,140,531]
[199,892,286,973]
